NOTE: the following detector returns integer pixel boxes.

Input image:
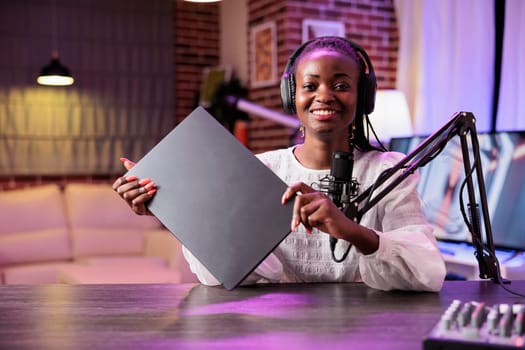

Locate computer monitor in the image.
[389,131,525,251]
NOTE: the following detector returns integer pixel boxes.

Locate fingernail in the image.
[147,189,157,196]
[120,157,129,163]
[144,182,155,190]
[291,216,298,231]
[138,178,150,186]
[125,175,138,181]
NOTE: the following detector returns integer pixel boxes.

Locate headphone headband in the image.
[280,36,377,116]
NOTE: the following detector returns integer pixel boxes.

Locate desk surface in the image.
[1,281,525,349]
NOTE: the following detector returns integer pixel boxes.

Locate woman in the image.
[114,36,446,292]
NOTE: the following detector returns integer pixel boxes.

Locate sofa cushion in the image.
[64,183,163,258]
[78,256,168,268]
[0,229,71,265]
[57,264,181,284]
[0,185,72,265]
[0,184,67,234]
[144,230,199,283]
[64,183,162,229]
[3,262,73,284]
[72,228,148,258]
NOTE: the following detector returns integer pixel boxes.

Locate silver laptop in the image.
[127,107,293,289]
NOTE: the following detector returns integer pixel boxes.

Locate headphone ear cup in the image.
[280,72,296,115]
[362,71,377,115]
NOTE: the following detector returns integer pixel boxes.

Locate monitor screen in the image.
[389,131,525,251]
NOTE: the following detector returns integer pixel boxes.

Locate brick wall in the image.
[174,0,221,124]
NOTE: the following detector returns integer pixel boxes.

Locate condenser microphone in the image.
[319,151,356,210]
[328,151,353,206]
[319,151,359,262]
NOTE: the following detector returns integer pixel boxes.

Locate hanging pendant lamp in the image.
[37,50,74,86]
[37,0,74,86]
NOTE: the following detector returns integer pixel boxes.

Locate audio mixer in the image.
[424,299,525,349]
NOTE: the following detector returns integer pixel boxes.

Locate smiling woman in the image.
[113,36,447,293]
[280,37,379,151]
[293,51,360,146]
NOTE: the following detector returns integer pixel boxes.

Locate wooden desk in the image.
[1,281,524,349]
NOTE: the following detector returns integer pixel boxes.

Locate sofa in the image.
[0,183,198,284]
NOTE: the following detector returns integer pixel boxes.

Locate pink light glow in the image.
[181,292,315,318]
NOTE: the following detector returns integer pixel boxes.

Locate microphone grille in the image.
[331,151,353,181]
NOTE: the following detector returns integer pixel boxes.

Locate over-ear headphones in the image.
[280,36,377,116]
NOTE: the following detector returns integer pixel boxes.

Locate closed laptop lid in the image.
[127,107,293,289]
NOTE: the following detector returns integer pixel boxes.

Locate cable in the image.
[458,145,525,298]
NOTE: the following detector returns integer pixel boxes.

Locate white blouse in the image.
[182,146,446,292]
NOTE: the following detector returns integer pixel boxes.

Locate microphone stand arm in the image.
[348,111,500,282]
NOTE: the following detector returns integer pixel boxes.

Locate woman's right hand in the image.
[112,157,157,215]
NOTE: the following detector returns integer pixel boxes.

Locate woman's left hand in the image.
[281,182,350,237]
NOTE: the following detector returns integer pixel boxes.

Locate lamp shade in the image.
[368,89,413,143]
[37,56,74,86]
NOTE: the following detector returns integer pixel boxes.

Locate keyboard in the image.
[423,300,525,349]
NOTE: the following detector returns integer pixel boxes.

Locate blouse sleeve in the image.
[357,152,447,292]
